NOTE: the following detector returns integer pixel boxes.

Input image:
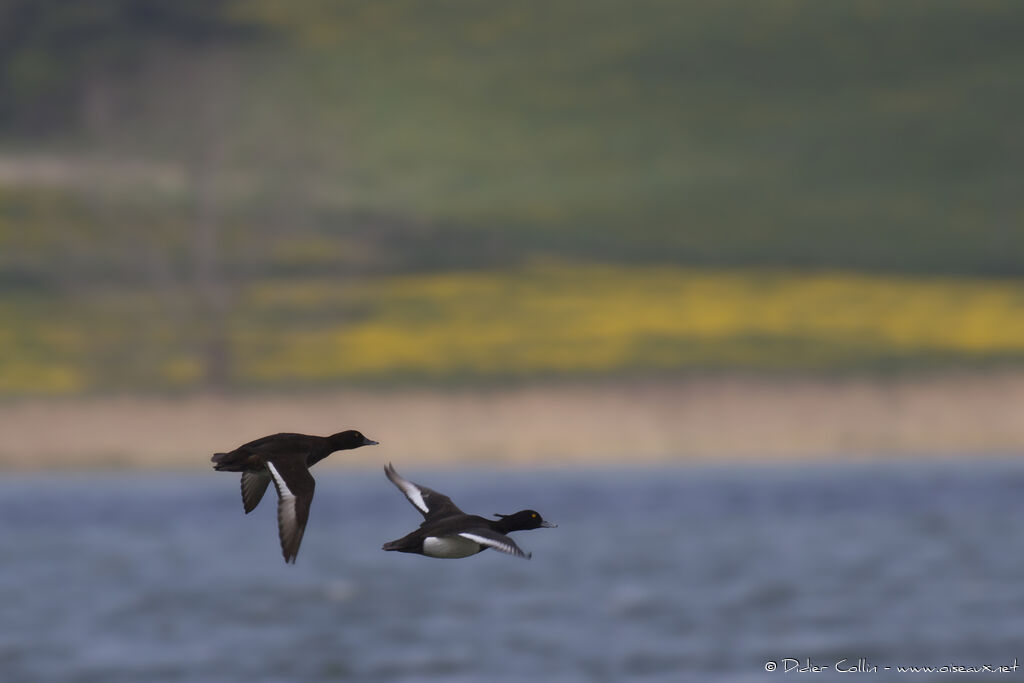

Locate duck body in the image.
[382,463,556,560]
[211,430,377,563]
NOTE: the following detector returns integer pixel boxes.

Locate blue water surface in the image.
[2,459,1024,682]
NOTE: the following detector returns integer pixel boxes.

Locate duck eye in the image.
[531,512,537,518]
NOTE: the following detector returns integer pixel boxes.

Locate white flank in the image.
[423,535,482,559]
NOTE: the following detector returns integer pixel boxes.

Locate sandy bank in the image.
[1,372,1022,470]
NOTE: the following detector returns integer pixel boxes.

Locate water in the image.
[2,460,1024,682]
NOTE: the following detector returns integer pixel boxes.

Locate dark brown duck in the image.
[212,430,378,563]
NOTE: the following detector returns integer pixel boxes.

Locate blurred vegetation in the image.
[0,0,257,133]
[4,264,1024,395]
[1,1,1023,394]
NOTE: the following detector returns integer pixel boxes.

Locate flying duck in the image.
[381,463,556,560]
[211,430,378,563]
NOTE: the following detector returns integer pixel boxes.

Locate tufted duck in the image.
[381,463,556,560]
[211,430,378,563]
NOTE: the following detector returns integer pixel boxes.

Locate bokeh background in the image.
[3,0,1024,466]
[3,1,1024,681]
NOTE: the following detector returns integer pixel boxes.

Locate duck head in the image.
[329,430,379,450]
[494,509,557,531]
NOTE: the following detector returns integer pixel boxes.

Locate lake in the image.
[2,459,1023,682]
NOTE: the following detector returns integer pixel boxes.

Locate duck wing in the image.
[240,470,271,514]
[457,528,532,559]
[385,463,464,521]
[265,459,316,563]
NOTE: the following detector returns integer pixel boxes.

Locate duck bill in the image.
[363,438,379,446]
[540,520,558,528]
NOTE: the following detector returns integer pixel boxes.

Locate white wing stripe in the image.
[267,461,301,561]
[458,532,528,558]
[395,476,429,514]
[266,461,294,500]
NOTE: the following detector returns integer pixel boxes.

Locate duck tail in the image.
[382,536,417,553]
[211,452,244,471]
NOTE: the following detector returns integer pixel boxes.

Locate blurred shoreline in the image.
[3,370,1022,470]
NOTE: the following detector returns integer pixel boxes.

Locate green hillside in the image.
[243,0,1024,274]
[3,0,1024,281]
